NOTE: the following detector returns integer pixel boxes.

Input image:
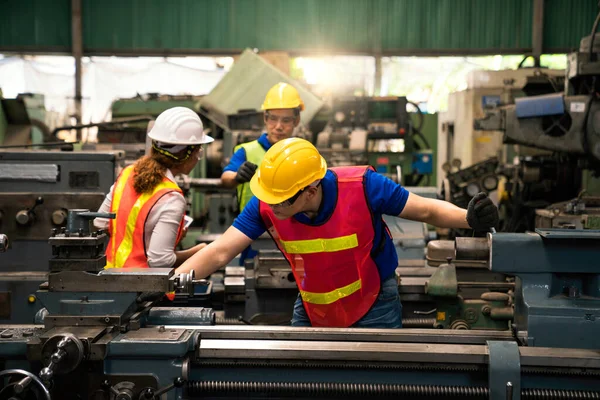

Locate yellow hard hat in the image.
[250,138,327,204]
[261,82,305,111]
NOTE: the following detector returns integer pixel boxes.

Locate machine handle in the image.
[39,336,70,382]
[77,212,116,220]
[0,369,51,400]
[140,377,185,399]
[0,234,8,253]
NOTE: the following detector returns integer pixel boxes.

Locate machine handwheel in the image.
[0,369,51,400]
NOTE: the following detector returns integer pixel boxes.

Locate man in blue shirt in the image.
[220,82,305,264]
[179,139,499,328]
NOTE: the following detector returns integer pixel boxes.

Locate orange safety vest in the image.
[259,166,381,327]
[105,165,185,270]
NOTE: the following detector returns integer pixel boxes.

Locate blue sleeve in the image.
[223,147,247,173]
[364,169,409,216]
[232,197,266,240]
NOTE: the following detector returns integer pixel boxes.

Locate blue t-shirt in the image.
[233,168,410,280]
[223,133,272,172]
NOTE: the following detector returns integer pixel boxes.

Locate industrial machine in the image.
[437,67,564,189]
[317,96,433,185]
[470,17,600,233]
[0,150,124,324]
[534,195,600,230]
[0,91,52,147]
[1,217,600,399]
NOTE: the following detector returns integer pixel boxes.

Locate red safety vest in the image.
[105,165,185,270]
[259,166,381,327]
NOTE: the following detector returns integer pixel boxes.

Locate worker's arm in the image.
[93,184,115,229]
[175,226,253,278]
[173,242,207,267]
[220,147,254,188]
[220,171,238,188]
[399,192,471,229]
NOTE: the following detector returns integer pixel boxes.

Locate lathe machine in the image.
[0,208,599,399]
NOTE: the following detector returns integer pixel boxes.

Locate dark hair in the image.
[133,147,192,194]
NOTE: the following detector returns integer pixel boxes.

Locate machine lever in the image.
[0,234,8,253]
[506,381,513,399]
[101,380,120,396]
[77,212,116,220]
[39,336,70,382]
[140,377,185,399]
[15,197,44,226]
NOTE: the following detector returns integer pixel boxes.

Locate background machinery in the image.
[469,12,600,234]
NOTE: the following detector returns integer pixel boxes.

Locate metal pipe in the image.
[455,237,489,260]
[51,116,154,138]
[532,0,544,67]
[374,54,382,95]
[187,178,234,192]
[458,282,515,289]
[71,0,83,126]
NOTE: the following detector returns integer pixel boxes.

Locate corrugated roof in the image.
[1,0,597,55]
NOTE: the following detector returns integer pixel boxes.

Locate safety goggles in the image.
[267,181,321,209]
[268,188,305,209]
[265,112,297,127]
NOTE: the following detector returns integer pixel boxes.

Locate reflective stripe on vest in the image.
[259,166,382,328]
[280,233,358,254]
[300,279,362,305]
[106,165,183,269]
[235,140,266,211]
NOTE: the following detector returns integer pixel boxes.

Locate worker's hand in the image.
[235,161,258,184]
[466,192,499,231]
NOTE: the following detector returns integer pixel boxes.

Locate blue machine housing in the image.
[490,229,600,349]
[411,150,434,175]
[514,93,565,118]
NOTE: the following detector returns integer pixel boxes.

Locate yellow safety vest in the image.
[234,140,266,211]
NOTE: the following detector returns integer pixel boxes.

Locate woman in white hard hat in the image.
[94,107,213,271]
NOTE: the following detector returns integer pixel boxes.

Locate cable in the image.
[413,129,432,150]
[408,101,424,131]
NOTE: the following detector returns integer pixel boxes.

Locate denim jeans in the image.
[291,276,402,328]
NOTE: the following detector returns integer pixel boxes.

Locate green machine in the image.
[0,90,51,147]
[319,96,436,186]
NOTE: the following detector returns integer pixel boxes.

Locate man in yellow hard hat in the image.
[221,82,305,211]
[220,82,305,264]
[179,138,498,329]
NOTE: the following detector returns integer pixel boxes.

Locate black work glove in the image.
[466,192,499,232]
[235,161,258,184]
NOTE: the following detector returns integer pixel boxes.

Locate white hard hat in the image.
[148,107,214,145]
